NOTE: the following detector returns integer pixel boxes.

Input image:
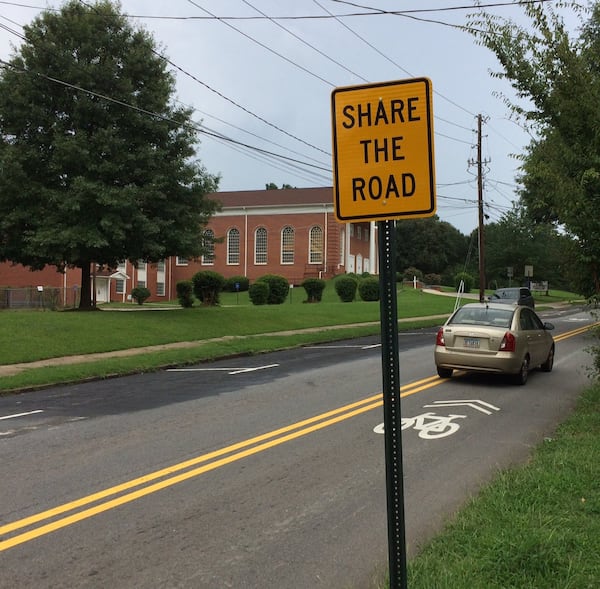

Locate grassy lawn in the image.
[391,383,600,589]
[0,287,456,364]
[0,285,456,392]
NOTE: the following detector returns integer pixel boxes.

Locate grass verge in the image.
[388,383,600,589]
[0,318,443,393]
[0,288,454,364]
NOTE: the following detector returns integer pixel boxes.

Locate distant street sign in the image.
[331,78,436,222]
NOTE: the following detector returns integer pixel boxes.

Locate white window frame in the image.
[227,228,240,265]
[281,226,295,265]
[254,227,267,265]
[202,229,215,265]
[156,259,166,297]
[137,261,147,288]
[309,226,324,265]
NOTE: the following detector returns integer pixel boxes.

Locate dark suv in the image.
[490,287,535,309]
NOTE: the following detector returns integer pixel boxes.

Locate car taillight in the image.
[500,331,516,352]
[436,327,445,347]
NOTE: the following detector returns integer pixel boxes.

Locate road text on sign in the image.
[331,78,436,222]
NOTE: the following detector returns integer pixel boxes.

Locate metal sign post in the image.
[378,219,407,589]
[330,77,436,589]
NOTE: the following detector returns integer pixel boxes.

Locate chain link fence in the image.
[0,287,81,310]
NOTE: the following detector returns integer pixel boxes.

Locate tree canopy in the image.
[481,205,572,290]
[0,0,220,308]
[468,2,600,295]
[395,216,468,276]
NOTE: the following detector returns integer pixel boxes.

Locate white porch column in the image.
[369,221,378,274]
[345,222,352,271]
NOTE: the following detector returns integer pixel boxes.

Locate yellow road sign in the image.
[331,78,436,222]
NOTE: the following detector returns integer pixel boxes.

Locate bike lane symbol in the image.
[374,412,467,439]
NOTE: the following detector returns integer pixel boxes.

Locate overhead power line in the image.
[0,59,332,177]
[75,0,332,160]
[185,0,334,87]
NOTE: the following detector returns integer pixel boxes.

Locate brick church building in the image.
[0,186,379,304]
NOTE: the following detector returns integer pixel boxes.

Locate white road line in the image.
[424,400,500,415]
[228,364,279,375]
[0,410,44,421]
[168,368,242,372]
[168,364,279,375]
[304,344,381,350]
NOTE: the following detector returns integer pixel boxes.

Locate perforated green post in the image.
[377,220,407,589]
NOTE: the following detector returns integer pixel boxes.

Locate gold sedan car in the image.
[434,302,555,385]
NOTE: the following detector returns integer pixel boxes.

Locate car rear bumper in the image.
[434,346,523,374]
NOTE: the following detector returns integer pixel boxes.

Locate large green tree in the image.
[468,2,600,295]
[395,215,468,276]
[482,205,573,290]
[0,1,219,308]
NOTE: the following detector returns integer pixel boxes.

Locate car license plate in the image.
[464,337,480,348]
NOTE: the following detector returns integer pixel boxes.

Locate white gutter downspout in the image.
[244,207,248,277]
[168,257,172,302]
[345,222,351,271]
[123,260,127,303]
[323,205,328,278]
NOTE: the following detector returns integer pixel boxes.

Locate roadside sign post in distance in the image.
[331,78,436,589]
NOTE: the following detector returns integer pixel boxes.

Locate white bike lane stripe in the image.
[374,399,500,439]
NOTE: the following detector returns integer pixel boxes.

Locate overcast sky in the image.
[0,1,582,235]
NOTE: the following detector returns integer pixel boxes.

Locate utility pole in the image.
[473,114,488,303]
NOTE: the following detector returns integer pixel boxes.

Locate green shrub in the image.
[301,278,326,303]
[257,274,289,304]
[131,286,151,305]
[454,271,474,293]
[192,270,225,306]
[403,266,423,282]
[223,276,250,292]
[358,276,380,301]
[335,275,358,302]
[424,273,442,286]
[248,281,269,305]
[176,280,194,308]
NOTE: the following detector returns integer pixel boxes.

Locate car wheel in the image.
[541,345,554,372]
[513,355,529,385]
[436,366,453,379]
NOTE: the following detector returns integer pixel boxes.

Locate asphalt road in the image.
[0,306,596,588]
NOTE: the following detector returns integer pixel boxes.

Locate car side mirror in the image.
[543,322,555,331]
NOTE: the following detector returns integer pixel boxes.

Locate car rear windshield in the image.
[492,289,519,299]
[450,306,514,328]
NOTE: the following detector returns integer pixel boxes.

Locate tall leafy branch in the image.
[468,1,600,296]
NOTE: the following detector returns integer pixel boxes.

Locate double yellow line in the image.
[0,375,442,552]
[2,322,596,551]
[554,322,597,342]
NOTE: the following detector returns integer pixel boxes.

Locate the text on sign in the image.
[341,97,422,202]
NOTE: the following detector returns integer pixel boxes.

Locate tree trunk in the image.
[78,262,93,310]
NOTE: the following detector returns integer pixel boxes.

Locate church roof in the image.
[211,186,333,209]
